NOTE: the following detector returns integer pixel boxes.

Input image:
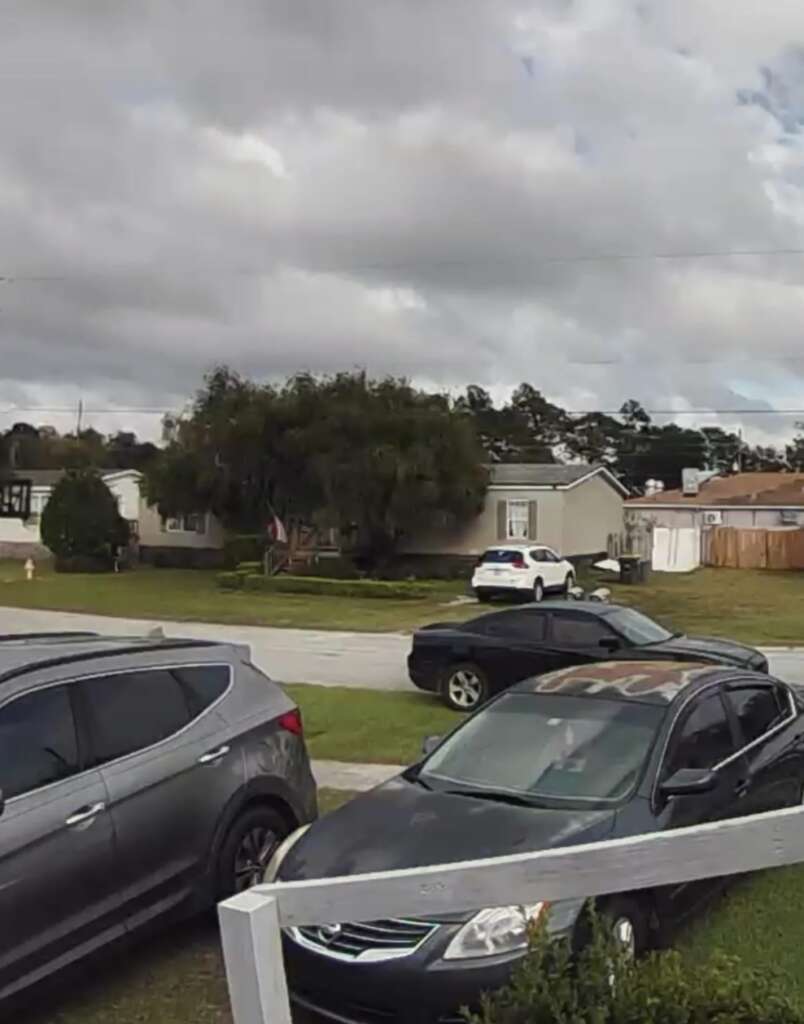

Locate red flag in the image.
[268,515,287,544]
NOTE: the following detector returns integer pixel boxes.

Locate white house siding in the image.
[560,473,626,556]
[628,506,804,531]
[137,500,225,550]
[401,476,624,561]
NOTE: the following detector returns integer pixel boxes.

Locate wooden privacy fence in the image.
[219,803,804,1024]
[704,526,804,569]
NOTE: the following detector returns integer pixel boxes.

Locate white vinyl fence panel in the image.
[219,803,804,1024]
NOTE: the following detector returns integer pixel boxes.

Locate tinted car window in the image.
[422,692,664,804]
[727,686,785,745]
[551,613,615,647]
[0,686,79,799]
[667,692,734,773]
[476,610,546,641]
[82,670,191,764]
[480,549,525,564]
[173,665,230,717]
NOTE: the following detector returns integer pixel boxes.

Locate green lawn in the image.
[2,559,804,642]
[0,560,469,632]
[678,865,804,1006]
[287,684,460,764]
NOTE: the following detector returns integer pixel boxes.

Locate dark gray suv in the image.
[0,631,317,1002]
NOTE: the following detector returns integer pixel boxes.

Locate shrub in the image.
[291,556,363,580]
[218,574,435,600]
[468,912,804,1024]
[223,534,267,568]
[41,470,129,572]
[236,561,264,574]
[54,554,116,574]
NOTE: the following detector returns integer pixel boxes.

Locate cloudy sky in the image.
[3,0,804,443]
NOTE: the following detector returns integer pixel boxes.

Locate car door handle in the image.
[735,779,750,798]
[65,802,106,827]
[198,745,230,765]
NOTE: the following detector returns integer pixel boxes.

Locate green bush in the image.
[237,574,435,600]
[223,534,267,568]
[216,571,243,591]
[236,560,263,574]
[291,556,363,580]
[469,912,803,1024]
[41,470,129,572]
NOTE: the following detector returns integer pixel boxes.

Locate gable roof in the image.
[627,472,804,508]
[9,468,142,489]
[488,463,628,496]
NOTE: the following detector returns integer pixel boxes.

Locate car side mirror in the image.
[660,768,717,798]
[422,735,441,756]
[599,636,620,653]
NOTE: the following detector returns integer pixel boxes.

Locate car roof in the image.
[468,600,624,619]
[0,632,230,684]
[481,543,553,551]
[512,660,726,705]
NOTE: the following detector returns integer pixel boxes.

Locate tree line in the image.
[5,368,804,566]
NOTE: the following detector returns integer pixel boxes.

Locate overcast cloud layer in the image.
[3,0,804,442]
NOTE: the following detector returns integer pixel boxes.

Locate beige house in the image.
[403,464,627,566]
[0,469,224,566]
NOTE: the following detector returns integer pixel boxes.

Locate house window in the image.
[507,500,530,540]
[165,513,205,533]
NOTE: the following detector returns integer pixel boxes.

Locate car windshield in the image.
[605,608,674,645]
[421,692,664,805]
[480,549,525,564]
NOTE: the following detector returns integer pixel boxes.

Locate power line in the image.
[1,405,804,416]
[5,246,804,280]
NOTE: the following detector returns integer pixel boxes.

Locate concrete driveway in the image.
[1,605,803,688]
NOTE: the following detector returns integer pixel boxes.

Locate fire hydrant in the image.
[24,558,35,581]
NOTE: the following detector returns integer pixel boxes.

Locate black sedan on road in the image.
[272,661,804,1024]
[408,601,768,710]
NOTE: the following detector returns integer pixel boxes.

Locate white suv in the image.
[471,544,575,603]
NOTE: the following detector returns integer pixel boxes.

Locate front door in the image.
[79,665,243,927]
[723,680,801,814]
[0,684,119,998]
[654,686,748,919]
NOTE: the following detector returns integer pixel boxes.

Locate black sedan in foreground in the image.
[408,600,768,710]
[272,661,804,1024]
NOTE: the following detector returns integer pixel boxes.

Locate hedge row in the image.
[217,571,437,600]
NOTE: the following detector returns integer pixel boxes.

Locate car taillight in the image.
[278,708,303,736]
[512,559,526,569]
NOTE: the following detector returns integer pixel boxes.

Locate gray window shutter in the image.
[160,517,167,533]
[196,514,206,535]
[528,500,538,540]
[497,500,507,540]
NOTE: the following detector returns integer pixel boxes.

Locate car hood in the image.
[279,775,617,883]
[648,634,763,667]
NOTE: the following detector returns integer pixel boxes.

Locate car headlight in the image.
[443,904,546,960]
[263,825,311,883]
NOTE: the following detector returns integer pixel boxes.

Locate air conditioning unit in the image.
[702,510,723,526]
[780,509,800,525]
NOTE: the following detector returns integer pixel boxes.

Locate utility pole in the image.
[76,398,83,435]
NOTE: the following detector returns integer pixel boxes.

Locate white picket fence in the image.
[218,802,804,1024]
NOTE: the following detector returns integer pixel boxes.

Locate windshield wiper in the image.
[443,787,542,808]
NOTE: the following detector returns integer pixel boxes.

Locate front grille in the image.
[291,917,437,961]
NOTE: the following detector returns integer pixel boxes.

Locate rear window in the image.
[480,549,525,564]
[173,665,231,717]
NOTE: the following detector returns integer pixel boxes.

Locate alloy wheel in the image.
[447,669,483,709]
[234,826,280,892]
[611,916,636,958]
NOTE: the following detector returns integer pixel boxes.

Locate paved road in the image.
[0,605,411,689]
[2,605,804,688]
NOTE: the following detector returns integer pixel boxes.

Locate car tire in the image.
[441,662,490,712]
[532,578,544,603]
[476,589,493,604]
[596,895,649,959]
[564,572,575,595]
[217,805,290,899]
